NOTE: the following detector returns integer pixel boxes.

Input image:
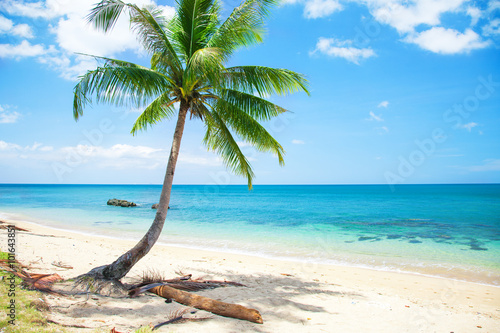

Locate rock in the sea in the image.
[107,199,137,207]
[151,203,170,209]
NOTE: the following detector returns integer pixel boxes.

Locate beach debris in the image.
[107,199,137,207]
[129,282,263,324]
[0,258,63,293]
[52,261,73,269]
[138,270,246,292]
[47,319,93,329]
[110,328,124,333]
[152,308,212,329]
[0,220,29,231]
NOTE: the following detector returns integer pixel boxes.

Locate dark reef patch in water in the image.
[387,234,402,239]
[358,236,379,242]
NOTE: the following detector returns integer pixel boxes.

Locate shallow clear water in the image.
[0,184,499,285]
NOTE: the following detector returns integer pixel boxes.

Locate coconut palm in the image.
[73,0,309,280]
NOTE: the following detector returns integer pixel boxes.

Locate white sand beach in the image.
[1,218,499,332]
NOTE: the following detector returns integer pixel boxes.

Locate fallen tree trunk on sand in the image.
[129,283,263,324]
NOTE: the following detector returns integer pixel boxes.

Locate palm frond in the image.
[203,109,255,188]
[224,66,310,97]
[184,47,224,89]
[128,4,184,73]
[131,93,179,134]
[219,89,286,120]
[207,0,278,57]
[171,0,220,60]
[87,0,127,33]
[73,65,171,120]
[216,99,285,165]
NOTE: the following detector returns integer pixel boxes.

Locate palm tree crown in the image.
[74,0,309,188]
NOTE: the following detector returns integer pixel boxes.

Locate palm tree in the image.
[73,0,309,280]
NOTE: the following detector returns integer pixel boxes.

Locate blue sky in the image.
[0,0,499,185]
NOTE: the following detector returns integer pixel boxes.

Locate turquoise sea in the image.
[0,184,499,285]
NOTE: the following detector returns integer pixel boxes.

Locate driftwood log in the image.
[130,283,263,324]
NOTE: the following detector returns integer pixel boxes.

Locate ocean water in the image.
[0,184,499,285]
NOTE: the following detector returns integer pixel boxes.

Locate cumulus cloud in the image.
[0,14,34,38]
[11,23,34,38]
[292,139,305,144]
[377,101,389,108]
[1,0,175,80]
[0,40,54,58]
[290,0,493,55]
[0,105,21,123]
[483,18,500,36]
[0,140,22,150]
[466,6,482,26]
[304,0,342,19]
[368,0,465,34]
[0,140,52,151]
[406,27,490,54]
[311,37,376,64]
[0,15,14,32]
[0,139,221,172]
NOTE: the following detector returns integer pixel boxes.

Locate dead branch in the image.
[129,283,263,324]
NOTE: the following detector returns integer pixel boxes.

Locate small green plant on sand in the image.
[0,251,163,333]
[0,251,66,333]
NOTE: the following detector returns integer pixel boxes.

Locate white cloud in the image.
[293,0,493,56]
[11,23,34,38]
[0,141,165,171]
[483,18,500,36]
[236,141,252,148]
[366,111,383,122]
[1,0,175,80]
[0,40,53,58]
[0,15,14,32]
[292,139,305,144]
[367,0,465,34]
[0,140,22,151]
[488,0,500,12]
[468,159,500,172]
[304,0,343,19]
[458,122,478,132]
[406,27,490,54]
[377,101,389,108]
[0,140,53,152]
[0,105,21,123]
[466,6,482,26]
[0,15,33,38]
[311,37,376,64]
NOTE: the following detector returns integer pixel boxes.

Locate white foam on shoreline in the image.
[2,210,499,287]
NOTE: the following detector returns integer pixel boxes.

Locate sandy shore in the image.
[1,218,499,332]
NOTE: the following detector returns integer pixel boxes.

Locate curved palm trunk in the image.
[87,102,189,280]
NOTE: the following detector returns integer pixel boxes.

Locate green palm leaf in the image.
[203,108,255,187]
[207,0,277,57]
[73,64,170,120]
[216,99,285,165]
[131,93,179,134]
[219,89,286,120]
[224,66,310,97]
